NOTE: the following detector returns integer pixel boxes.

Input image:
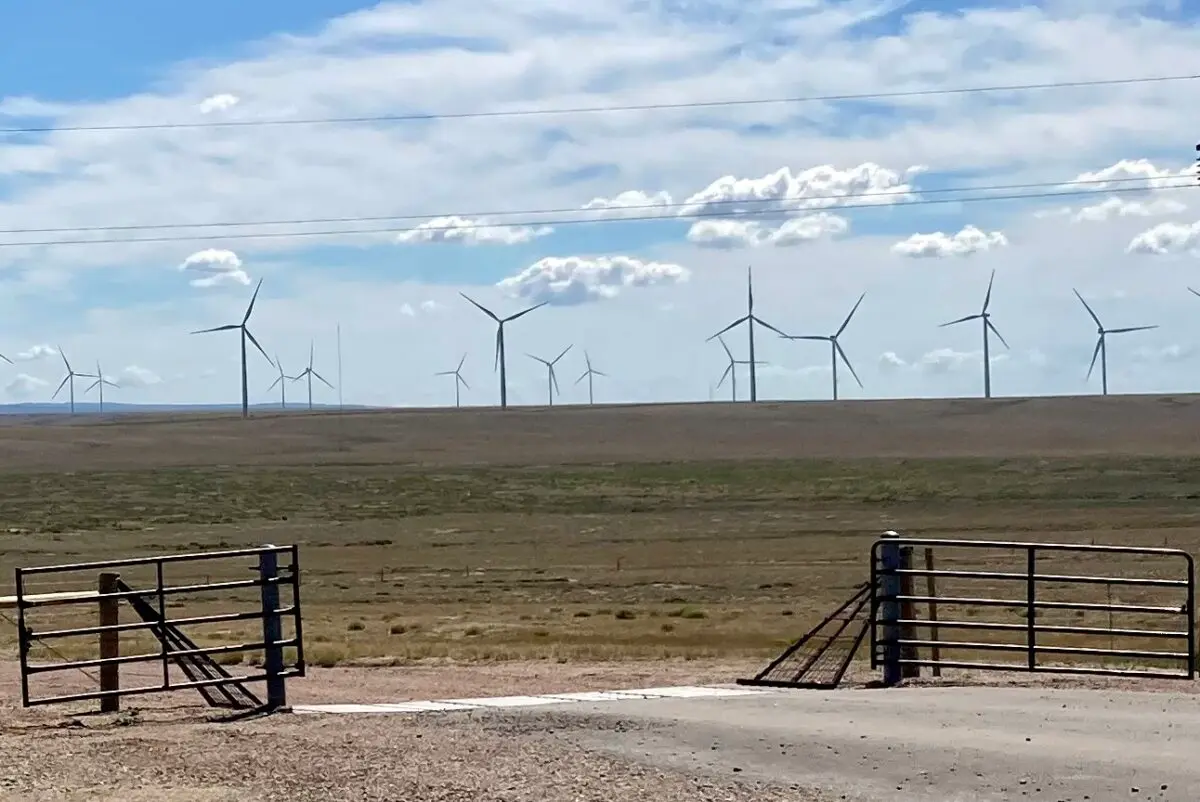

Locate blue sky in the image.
[1,0,1200,408]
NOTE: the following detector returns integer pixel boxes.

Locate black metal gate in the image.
[870,536,1195,684]
[6,544,305,711]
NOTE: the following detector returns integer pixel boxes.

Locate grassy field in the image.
[2,396,1199,680]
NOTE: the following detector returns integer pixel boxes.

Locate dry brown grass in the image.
[2,396,1199,677]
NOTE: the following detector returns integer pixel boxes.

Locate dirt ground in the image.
[2,397,1200,799]
[3,394,1200,472]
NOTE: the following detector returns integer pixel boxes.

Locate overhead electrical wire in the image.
[0,174,1179,237]
[1,73,1196,135]
[0,179,1192,249]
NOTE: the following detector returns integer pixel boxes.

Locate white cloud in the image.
[1134,344,1194,363]
[5,374,47,399]
[13,344,57,361]
[892,226,1009,258]
[582,190,674,219]
[678,163,919,218]
[197,93,240,114]
[395,216,553,245]
[497,255,689,305]
[420,299,442,313]
[880,348,1009,374]
[687,213,848,249]
[1068,158,1196,192]
[1127,221,1200,255]
[178,249,251,288]
[1070,196,1187,223]
[119,365,162,387]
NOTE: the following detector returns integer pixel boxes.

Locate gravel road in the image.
[557,684,1198,800]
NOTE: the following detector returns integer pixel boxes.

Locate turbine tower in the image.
[191,278,273,419]
[460,293,545,409]
[782,293,866,400]
[51,348,94,415]
[267,354,292,409]
[1074,289,1157,396]
[706,266,785,402]
[714,335,765,402]
[84,360,119,413]
[940,270,1009,398]
[575,350,607,405]
[436,353,470,408]
[527,345,572,406]
[290,341,333,411]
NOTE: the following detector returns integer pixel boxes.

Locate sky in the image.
[2,0,1200,408]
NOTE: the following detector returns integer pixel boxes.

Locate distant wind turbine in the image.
[51,348,94,415]
[84,360,119,413]
[575,350,607,405]
[290,341,333,411]
[0,350,10,365]
[714,335,766,402]
[267,354,293,409]
[706,266,785,402]
[191,278,273,419]
[1074,289,1157,396]
[940,270,1009,398]
[527,345,572,406]
[782,293,866,400]
[436,353,470,407]
[460,293,546,409]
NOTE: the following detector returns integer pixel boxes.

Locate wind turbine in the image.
[290,341,333,411]
[84,360,119,413]
[51,348,94,415]
[267,354,292,409]
[460,293,546,409]
[940,270,1009,398]
[1075,289,1157,396]
[706,266,785,402]
[575,350,607,405]
[714,335,766,402]
[0,350,9,365]
[527,345,572,406]
[436,353,470,408]
[782,293,866,400]
[191,278,273,419]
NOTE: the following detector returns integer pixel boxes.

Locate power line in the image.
[0,181,1191,250]
[2,73,1197,135]
[0,174,1175,237]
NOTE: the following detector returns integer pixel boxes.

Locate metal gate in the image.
[870,535,1195,684]
[6,544,305,712]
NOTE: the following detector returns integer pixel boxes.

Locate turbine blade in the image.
[313,370,334,388]
[553,344,572,364]
[752,316,788,338]
[986,319,1010,349]
[0,352,9,364]
[836,292,866,337]
[784,334,830,342]
[436,370,455,376]
[551,368,560,395]
[85,379,100,392]
[457,352,467,371]
[268,376,282,391]
[527,353,550,366]
[1073,289,1103,328]
[1107,325,1158,334]
[592,369,608,377]
[105,380,120,388]
[494,329,501,371]
[982,268,995,313]
[52,375,69,399]
[1086,336,1103,380]
[716,364,732,389]
[309,340,315,369]
[1190,287,1200,299]
[718,335,733,360]
[746,265,754,312]
[458,375,470,390]
[504,301,547,323]
[575,370,588,385]
[584,350,592,371]
[191,324,240,334]
[59,347,70,372]
[244,328,274,366]
[461,292,500,322]
[706,316,749,342]
[243,277,264,324]
[939,314,981,328]
[835,341,863,388]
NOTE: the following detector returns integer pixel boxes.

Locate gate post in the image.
[98,571,121,713]
[258,546,287,710]
[879,532,903,686]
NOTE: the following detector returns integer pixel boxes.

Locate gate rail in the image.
[870,536,1195,685]
[8,544,305,711]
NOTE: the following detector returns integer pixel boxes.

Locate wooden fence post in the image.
[98,572,121,713]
